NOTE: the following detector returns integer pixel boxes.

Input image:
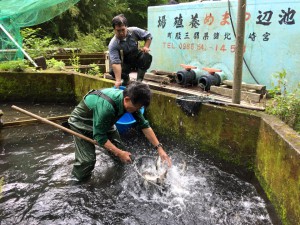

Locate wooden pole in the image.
[232,0,247,104]
[2,115,70,127]
[11,105,98,145]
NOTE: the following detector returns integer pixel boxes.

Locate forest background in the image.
[25,0,194,53]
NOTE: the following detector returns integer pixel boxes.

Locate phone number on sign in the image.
[162,42,246,53]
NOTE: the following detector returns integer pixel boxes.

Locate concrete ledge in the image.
[0,71,75,102]
[256,114,300,224]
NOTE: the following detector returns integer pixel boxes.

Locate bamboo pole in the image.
[2,115,70,127]
[232,0,247,104]
[11,105,98,145]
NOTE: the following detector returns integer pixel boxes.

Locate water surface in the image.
[0,123,275,225]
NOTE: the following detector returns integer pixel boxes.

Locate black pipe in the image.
[176,70,197,85]
[198,73,221,91]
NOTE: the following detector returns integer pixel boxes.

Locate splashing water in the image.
[119,150,273,225]
[0,124,275,225]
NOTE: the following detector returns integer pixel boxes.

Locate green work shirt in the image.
[68,88,150,146]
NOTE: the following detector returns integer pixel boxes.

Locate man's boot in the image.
[122,73,130,86]
[137,69,146,81]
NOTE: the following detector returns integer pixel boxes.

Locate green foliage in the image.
[0,60,29,72]
[267,69,287,97]
[69,50,80,72]
[34,0,169,40]
[35,0,129,41]
[62,27,113,52]
[21,26,113,55]
[125,0,167,29]
[87,63,101,76]
[46,58,66,71]
[21,28,54,58]
[266,70,300,133]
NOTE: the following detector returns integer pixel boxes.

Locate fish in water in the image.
[137,156,187,191]
[141,156,168,186]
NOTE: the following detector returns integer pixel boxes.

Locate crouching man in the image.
[108,14,153,88]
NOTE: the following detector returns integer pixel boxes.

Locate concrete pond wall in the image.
[0,71,299,225]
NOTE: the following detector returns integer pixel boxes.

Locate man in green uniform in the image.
[68,82,172,181]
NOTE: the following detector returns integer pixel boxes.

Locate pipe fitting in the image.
[198,73,221,91]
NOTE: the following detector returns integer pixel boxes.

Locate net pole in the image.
[0,23,38,67]
[11,105,98,145]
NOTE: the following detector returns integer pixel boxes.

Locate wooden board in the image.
[210,86,262,103]
[144,73,170,84]
[222,80,266,94]
[143,80,265,111]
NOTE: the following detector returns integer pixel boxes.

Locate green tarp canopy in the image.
[0,0,80,61]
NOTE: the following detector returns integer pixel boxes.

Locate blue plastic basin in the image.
[116,107,144,134]
[114,86,145,134]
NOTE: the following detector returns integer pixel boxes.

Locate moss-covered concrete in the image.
[72,72,113,102]
[146,91,261,170]
[0,71,114,103]
[256,114,300,225]
[0,71,75,103]
[0,72,299,225]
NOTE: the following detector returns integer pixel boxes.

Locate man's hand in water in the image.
[118,150,133,163]
[158,148,172,167]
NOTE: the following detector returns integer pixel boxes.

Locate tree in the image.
[126,0,167,29]
[33,0,169,40]
[34,0,130,40]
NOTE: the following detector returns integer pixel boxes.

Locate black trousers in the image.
[110,52,152,85]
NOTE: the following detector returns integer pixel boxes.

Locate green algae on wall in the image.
[256,115,300,225]
[147,90,300,225]
[72,73,113,102]
[147,90,261,170]
[0,71,114,104]
[0,71,75,103]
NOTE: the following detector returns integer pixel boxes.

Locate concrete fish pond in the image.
[1,121,276,224]
[0,72,300,224]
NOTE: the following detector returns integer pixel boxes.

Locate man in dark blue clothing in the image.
[108,14,153,88]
